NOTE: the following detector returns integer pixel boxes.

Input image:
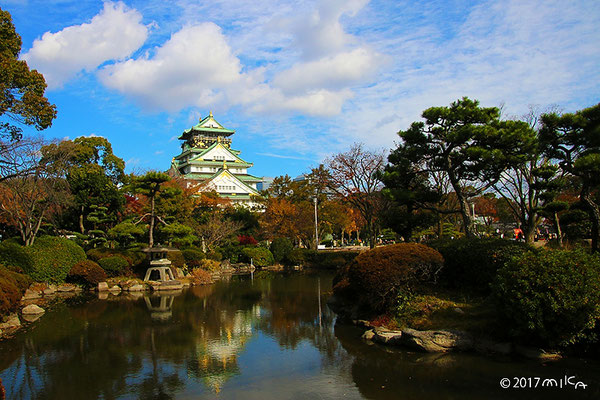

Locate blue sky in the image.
[2,0,599,179]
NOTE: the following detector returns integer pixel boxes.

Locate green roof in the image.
[178,113,235,140]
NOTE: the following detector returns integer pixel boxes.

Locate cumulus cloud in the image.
[22,1,147,89]
[272,48,379,95]
[99,23,244,111]
[287,0,369,60]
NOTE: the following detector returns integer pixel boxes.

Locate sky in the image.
[2,0,599,179]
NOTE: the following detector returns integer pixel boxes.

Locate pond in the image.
[0,271,598,399]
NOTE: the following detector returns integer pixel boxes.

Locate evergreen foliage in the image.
[493,249,600,347]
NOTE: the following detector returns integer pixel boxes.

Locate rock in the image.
[372,327,403,345]
[0,314,21,329]
[57,284,78,292]
[43,285,57,295]
[22,289,42,300]
[400,328,473,352]
[514,345,561,361]
[453,307,465,314]
[109,286,121,293]
[128,284,144,292]
[22,304,45,315]
[362,329,375,340]
[98,282,109,292]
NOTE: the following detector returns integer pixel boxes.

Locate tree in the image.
[0,137,70,245]
[131,171,171,247]
[326,143,385,248]
[0,8,56,140]
[540,103,600,251]
[491,105,562,243]
[196,212,243,252]
[396,97,536,237]
[42,136,125,234]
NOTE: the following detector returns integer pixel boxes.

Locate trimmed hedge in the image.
[98,256,129,277]
[67,260,107,289]
[270,238,293,263]
[0,236,86,283]
[166,249,185,269]
[429,238,531,293]
[493,249,600,347]
[240,247,274,267]
[334,243,444,315]
[0,265,31,316]
[86,248,145,268]
[182,248,206,268]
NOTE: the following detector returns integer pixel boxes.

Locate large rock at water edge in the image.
[22,304,45,315]
[97,282,109,292]
[400,328,473,352]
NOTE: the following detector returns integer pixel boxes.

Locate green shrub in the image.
[286,248,308,265]
[429,238,531,293]
[0,236,86,283]
[98,256,129,277]
[240,247,274,267]
[166,249,185,268]
[66,260,107,289]
[86,248,139,267]
[493,249,600,347]
[219,244,243,263]
[334,243,444,315]
[270,238,293,263]
[0,264,31,316]
[182,248,206,268]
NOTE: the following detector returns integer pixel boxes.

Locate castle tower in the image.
[170,113,262,207]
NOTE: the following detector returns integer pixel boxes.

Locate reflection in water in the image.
[0,272,598,399]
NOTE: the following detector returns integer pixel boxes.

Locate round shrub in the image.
[0,265,31,315]
[429,238,531,293]
[270,237,293,263]
[286,248,308,266]
[66,260,107,289]
[493,249,600,348]
[0,236,86,283]
[98,256,129,277]
[166,249,185,268]
[335,243,444,315]
[87,248,135,267]
[182,248,206,268]
[240,247,274,267]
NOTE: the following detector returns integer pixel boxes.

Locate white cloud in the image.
[287,0,369,60]
[99,23,244,111]
[22,1,147,89]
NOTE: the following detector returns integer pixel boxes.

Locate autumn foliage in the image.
[334,243,444,314]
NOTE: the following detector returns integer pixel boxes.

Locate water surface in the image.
[1,271,598,399]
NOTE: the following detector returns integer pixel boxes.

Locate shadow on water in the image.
[0,271,598,399]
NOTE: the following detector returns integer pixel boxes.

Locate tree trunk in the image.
[456,192,473,237]
[524,215,536,244]
[581,185,600,252]
[368,219,375,249]
[553,211,563,248]
[149,195,155,248]
[448,172,473,238]
[341,228,345,246]
[79,206,85,234]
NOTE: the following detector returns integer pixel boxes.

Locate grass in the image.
[379,285,505,340]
